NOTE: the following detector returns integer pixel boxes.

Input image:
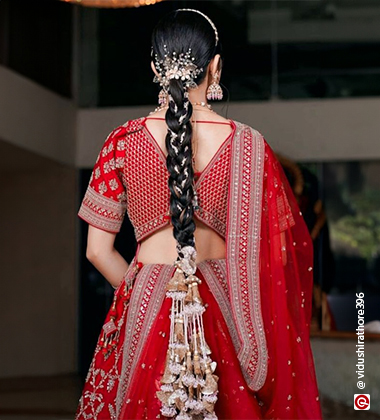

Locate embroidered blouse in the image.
[78,116,236,242]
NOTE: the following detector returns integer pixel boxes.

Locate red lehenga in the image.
[76,116,323,420]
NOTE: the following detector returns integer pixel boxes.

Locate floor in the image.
[0,374,81,420]
[0,374,379,420]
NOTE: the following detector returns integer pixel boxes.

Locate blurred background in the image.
[0,0,379,419]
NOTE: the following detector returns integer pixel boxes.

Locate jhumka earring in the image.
[206,72,223,101]
[158,87,168,106]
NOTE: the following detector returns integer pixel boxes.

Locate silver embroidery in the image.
[78,185,127,233]
[95,167,101,179]
[109,178,119,191]
[226,122,268,391]
[99,181,108,194]
[115,264,176,418]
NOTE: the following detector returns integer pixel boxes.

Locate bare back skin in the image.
[138,107,233,265]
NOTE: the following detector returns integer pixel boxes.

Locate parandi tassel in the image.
[156,245,219,420]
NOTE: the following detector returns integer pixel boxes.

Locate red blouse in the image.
[78,116,236,242]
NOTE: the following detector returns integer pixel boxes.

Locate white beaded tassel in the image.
[156,245,219,419]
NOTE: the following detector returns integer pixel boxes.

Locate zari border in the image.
[197,259,241,355]
[134,214,171,242]
[115,263,176,419]
[78,185,126,233]
[225,122,268,391]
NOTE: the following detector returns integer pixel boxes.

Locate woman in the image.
[75,8,323,420]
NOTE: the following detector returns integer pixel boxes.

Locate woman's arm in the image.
[86,225,129,289]
[78,125,131,288]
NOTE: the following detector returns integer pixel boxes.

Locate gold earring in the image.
[158,88,168,106]
[206,72,223,101]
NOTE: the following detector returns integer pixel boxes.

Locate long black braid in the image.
[165,80,195,250]
[152,11,224,416]
[151,9,223,258]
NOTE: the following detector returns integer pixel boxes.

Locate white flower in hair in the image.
[153,45,203,90]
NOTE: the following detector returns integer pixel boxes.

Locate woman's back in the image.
[137,108,235,265]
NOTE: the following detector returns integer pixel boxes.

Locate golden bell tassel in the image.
[174,345,186,363]
[191,281,203,305]
[157,244,219,419]
[186,350,193,373]
[156,390,170,405]
[174,317,185,342]
[202,366,219,395]
[177,364,186,388]
[161,349,176,384]
[166,268,187,293]
[193,351,202,375]
[175,397,185,411]
[194,332,203,354]
[203,400,216,413]
[184,282,193,303]
[188,384,194,399]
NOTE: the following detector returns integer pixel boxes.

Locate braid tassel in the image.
[156,246,219,420]
[157,81,218,418]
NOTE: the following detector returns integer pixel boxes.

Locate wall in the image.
[1,64,380,169]
[248,6,380,43]
[0,142,78,377]
[311,337,380,414]
[76,97,380,167]
[0,65,76,166]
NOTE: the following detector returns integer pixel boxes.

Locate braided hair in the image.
[151,9,223,258]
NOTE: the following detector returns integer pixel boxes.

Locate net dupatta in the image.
[226,123,322,419]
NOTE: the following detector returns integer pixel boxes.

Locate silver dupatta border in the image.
[197,259,241,356]
[225,121,268,391]
[115,263,176,418]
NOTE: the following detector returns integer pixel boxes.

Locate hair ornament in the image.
[170,141,179,155]
[179,130,186,144]
[178,113,187,125]
[176,8,219,46]
[153,45,203,90]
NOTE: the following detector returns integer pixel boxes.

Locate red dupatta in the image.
[226,122,322,419]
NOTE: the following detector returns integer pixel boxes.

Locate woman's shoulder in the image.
[231,119,266,141]
[98,117,146,149]
[111,116,146,135]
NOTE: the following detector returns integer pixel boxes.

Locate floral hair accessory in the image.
[152,44,203,91]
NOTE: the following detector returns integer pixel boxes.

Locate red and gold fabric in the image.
[75,118,322,420]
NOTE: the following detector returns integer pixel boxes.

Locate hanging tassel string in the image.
[156,245,219,420]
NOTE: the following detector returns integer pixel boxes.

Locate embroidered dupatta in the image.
[113,120,322,419]
[226,122,321,418]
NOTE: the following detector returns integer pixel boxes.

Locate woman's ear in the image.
[209,54,222,79]
[151,60,160,78]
